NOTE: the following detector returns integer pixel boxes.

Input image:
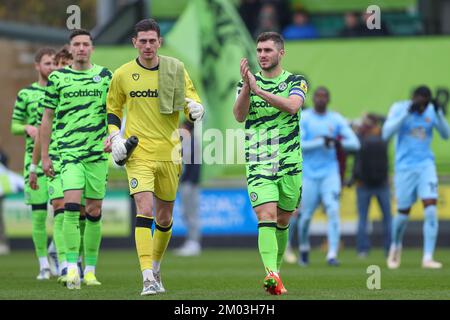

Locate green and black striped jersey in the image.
[237,70,308,170]
[11,82,47,180]
[42,64,112,165]
[36,88,61,172]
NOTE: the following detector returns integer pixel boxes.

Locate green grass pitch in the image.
[0,248,449,300]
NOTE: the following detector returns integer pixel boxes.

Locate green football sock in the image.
[31,207,48,258]
[79,216,86,259]
[52,209,66,263]
[63,204,81,264]
[83,213,102,267]
[276,224,290,272]
[258,222,278,273]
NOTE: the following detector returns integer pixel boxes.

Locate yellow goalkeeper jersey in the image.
[107,58,201,161]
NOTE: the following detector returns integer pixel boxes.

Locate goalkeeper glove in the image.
[109,131,127,163]
[185,98,205,120]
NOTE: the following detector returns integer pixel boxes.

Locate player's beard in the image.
[259,57,279,72]
[40,71,50,83]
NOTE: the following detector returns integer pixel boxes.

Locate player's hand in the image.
[107,131,127,162]
[323,136,340,149]
[103,133,113,153]
[25,125,38,141]
[247,71,260,95]
[408,102,421,113]
[240,58,250,84]
[29,170,38,190]
[431,99,443,114]
[42,156,55,178]
[185,98,205,121]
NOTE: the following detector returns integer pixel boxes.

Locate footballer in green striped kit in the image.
[10,47,56,280]
[40,29,112,290]
[233,32,307,295]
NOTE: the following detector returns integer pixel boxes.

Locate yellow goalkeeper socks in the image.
[135,215,154,271]
[153,219,173,268]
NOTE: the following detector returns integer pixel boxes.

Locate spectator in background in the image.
[238,0,262,39]
[348,113,391,257]
[265,0,291,31]
[282,10,318,40]
[175,120,202,256]
[254,3,281,38]
[340,12,364,37]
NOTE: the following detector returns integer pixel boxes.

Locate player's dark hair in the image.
[34,47,56,63]
[315,86,330,98]
[256,32,284,50]
[133,18,161,38]
[413,85,432,99]
[69,29,92,41]
[54,45,73,64]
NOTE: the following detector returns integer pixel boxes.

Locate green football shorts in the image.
[61,160,108,200]
[47,175,64,202]
[25,174,48,205]
[246,163,302,212]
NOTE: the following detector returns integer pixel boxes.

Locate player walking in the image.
[40,29,112,289]
[10,48,55,280]
[298,87,360,266]
[105,19,204,296]
[383,86,449,269]
[233,32,306,295]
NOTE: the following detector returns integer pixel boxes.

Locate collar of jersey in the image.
[67,64,97,73]
[135,58,159,71]
[257,69,286,82]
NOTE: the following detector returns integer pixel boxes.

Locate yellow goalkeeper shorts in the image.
[125,159,182,202]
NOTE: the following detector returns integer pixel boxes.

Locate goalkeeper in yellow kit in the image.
[104,19,204,296]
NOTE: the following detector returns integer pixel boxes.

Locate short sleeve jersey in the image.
[237,70,308,171]
[42,65,112,165]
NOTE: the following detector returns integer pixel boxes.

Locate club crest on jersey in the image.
[130,178,138,189]
[132,73,140,81]
[64,77,70,83]
[48,186,54,195]
[93,75,101,83]
[250,192,258,202]
[278,82,287,91]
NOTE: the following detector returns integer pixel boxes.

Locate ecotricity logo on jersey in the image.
[63,89,103,98]
[129,89,158,98]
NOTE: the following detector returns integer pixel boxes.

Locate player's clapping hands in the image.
[240,58,250,84]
